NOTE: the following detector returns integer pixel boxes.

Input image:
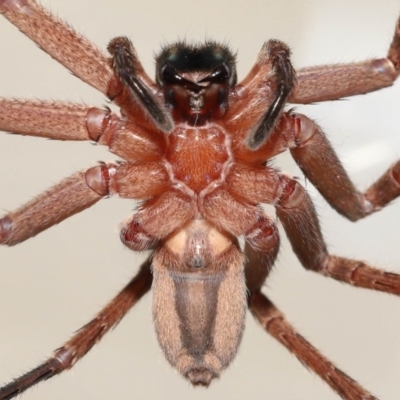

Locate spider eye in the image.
[199,64,230,84]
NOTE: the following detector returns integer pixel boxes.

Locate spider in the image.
[1,1,400,399]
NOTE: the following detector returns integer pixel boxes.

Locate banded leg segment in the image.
[275,176,400,295]
[290,16,400,103]
[283,113,400,221]
[0,259,153,400]
[249,292,378,400]
[0,0,113,94]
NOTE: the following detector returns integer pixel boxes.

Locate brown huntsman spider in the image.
[1,1,400,399]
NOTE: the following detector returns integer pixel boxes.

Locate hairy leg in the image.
[0,0,163,128]
[0,258,152,400]
[290,16,400,103]
[249,292,378,400]
[243,217,280,294]
[0,166,112,245]
[281,112,400,221]
[275,175,400,295]
[0,99,106,141]
[0,0,113,94]
[0,99,166,162]
[0,161,170,245]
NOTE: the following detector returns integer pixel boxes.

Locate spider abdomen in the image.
[152,220,246,387]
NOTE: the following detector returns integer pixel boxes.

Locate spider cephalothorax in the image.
[1,1,400,399]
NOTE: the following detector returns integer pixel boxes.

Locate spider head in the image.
[155,41,237,126]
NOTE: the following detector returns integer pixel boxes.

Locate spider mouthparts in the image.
[186,368,218,387]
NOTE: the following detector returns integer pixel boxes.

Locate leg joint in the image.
[275,174,305,210]
[245,215,279,252]
[86,107,120,143]
[291,113,317,147]
[85,163,118,196]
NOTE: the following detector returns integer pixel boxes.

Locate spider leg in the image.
[0,99,107,141]
[291,16,400,103]
[0,165,113,245]
[244,227,378,399]
[0,99,166,162]
[284,112,400,221]
[0,258,152,400]
[243,220,279,294]
[275,175,400,295]
[0,0,113,94]
[249,291,378,400]
[0,161,170,245]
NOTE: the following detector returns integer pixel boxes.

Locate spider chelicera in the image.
[1,1,400,399]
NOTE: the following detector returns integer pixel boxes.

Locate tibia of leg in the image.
[276,176,400,295]
[287,113,400,221]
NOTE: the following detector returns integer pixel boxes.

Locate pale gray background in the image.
[1,0,400,399]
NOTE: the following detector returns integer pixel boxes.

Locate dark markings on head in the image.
[155,41,237,86]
